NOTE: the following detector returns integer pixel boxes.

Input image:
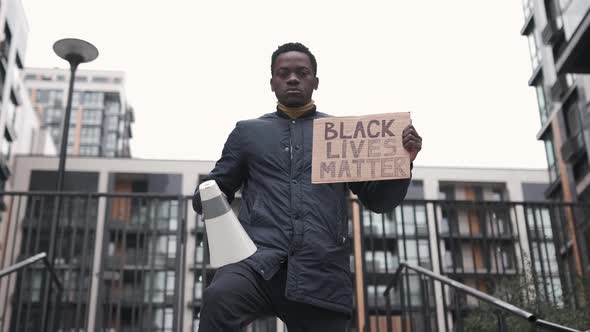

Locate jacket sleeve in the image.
[347,163,412,213]
[192,123,246,214]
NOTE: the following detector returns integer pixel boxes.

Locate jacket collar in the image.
[275,105,317,119]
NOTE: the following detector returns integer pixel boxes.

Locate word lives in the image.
[311,112,411,183]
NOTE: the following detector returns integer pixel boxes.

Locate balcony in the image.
[561,131,586,163]
[556,10,590,73]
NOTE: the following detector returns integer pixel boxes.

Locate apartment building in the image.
[0,156,553,331]
[520,0,590,285]
[24,67,133,158]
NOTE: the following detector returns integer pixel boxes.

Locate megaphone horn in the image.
[199,180,257,268]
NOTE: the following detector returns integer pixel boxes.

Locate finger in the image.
[404,141,422,150]
[403,134,421,143]
[403,128,420,139]
[403,125,415,134]
[403,140,422,150]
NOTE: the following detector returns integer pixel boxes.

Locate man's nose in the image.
[286,74,299,85]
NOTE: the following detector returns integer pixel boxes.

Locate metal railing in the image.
[384,261,582,332]
[0,252,63,332]
[0,192,588,331]
[356,199,589,332]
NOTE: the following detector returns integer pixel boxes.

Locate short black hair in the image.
[271,42,317,76]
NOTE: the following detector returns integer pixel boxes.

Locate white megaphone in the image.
[199,180,257,268]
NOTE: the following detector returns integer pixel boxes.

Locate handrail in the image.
[384,261,583,332]
[0,252,63,291]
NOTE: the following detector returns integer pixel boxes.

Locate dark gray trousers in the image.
[198,261,350,332]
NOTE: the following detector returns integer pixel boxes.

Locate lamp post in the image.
[41,38,98,332]
[52,38,98,192]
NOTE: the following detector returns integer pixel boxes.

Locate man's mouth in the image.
[286,89,302,94]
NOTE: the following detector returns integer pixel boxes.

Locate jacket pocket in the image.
[249,193,267,226]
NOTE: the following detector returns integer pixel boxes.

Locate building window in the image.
[0,62,6,100]
[83,91,104,108]
[105,132,117,150]
[536,82,549,125]
[544,0,564,29]
[82,109,102,125]
[36,89,50,104]
[563,100,581,137]
[5,98,16,127]
[573,157,590,182]
[74,75,87,83]
[544,133,559,183]
[522,0,533,18]
[105,101,120,115]
[91,76,109,83]
[153,307,174,331]
[527,31,541,70]
[80,127,101,145]
[106,116,118,131]
[146,271,175,303]
[35,89,64,107]
[79,145,99,156]
[1,23,12,61]
[72,91,81,107]
[1,128,12,162]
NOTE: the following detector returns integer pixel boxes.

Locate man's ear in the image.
[314,77,319,90]
[270,77,275,92]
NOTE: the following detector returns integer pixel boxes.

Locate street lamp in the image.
[41,38,98,332]
[52,38,98,192]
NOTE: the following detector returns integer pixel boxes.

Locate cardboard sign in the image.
[312,112,411,183]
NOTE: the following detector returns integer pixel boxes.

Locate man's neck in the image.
[277,100,315,119]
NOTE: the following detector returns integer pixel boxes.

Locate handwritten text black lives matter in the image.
[311,113,411,184]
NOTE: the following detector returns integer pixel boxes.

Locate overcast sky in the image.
[22,0,547,169]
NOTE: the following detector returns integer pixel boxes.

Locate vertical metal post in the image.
[42,62,79,332]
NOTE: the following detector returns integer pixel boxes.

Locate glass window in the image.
[79,145,99,156]
[527,32,541,70]
[536,84,548,124]
[153,308,174,330]
[396,205,416,236]
[5,99,16,126]
[522,0,533,17]
[1,24,11,61]
[544,134,559,182]
[145,271,175,304]
[105,101,120,115]
[83,109,103,125]
[91,76,109,83]
[30,271,43,302]
[83,91,104,107]
[1,129,11,161]
[72,91,81,107]
[106,116,118,131]
[399,239,430,267]
[80,127,101,145]
[105,132,117,150]
[36,89,50,104]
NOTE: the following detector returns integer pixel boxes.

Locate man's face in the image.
[271,51,319,108]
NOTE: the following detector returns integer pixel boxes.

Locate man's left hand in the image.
[402,125,422,162]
